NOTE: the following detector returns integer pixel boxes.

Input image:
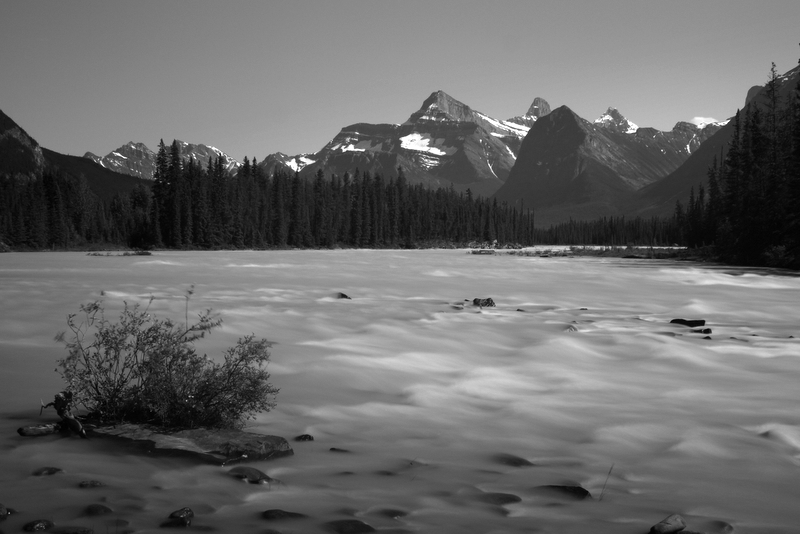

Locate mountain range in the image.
[0,109,145,201]
[84,140,241,180]
[493,106,723,224]
[75,91,721,204]
[3,62,797,226]
[257,91,549,197]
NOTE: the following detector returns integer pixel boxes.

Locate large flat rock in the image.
[89,424,293,465]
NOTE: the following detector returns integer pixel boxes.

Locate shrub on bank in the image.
[55,296,278,430]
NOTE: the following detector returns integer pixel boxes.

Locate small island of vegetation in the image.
[53,290,278,431]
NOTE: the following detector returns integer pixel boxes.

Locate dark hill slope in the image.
[633,63,800,217]
[492,106,637,225]
[43,148,148,202]
[0,109,46,177]
[1,109,147,202]
[493,103,723,225]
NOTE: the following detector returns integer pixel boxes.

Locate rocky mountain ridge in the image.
[75,90,723,205]
[0,109,47,177]
[493,104,725,225]
[0,108,146,201]
[258,90,548,197]
[84,140,241,180]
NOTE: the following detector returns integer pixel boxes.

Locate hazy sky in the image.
[2,1,799,162]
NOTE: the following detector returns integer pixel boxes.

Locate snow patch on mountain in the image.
[285,155,316,172]
[399,132,457,156]
[475,112,530,138]
[415,153,443,170]
[690,116,729,129]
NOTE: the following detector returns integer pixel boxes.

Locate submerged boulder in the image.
[531,484,592,500]
[261,509,307,520]
[492,453,534,467]
[23,519,55,532]
[474,492,522,505]
[89,424,293,465]
[83,503,113,516]
[473,298,496,307]
[32,467,63,476]
[324,519,376,533]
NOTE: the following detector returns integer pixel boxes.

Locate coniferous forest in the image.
[674,64,800,267]
[0,140,686,253]
[1,65,798,268]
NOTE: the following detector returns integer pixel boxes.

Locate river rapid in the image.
[0,250,798,534]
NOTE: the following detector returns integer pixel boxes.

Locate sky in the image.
[2,0,799,163]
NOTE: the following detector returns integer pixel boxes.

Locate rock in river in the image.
[649,513,687,533]
[531,484,592,500]
[23,519,55,532]
[229,466,277,485]
[670,318,706,328]
[169,507,194,520]
[89,424,293,464]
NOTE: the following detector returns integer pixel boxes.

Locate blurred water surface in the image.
[1,250,798,533]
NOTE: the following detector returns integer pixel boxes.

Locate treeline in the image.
[0,170,151,250]
[674,64,800,267]
[534,216,681,246]
[145,139,538,249]
[1,150,684,252]
[0,142,542,250]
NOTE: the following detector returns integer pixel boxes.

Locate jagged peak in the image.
[405,90,475,124]
[671,121,699,132]
[123,141,152,150]
[594,107,638,134]
[535,105,589,130]
[526,97,551,118]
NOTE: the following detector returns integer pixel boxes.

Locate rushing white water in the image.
[0,250,799,534]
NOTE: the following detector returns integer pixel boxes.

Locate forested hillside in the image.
[674,64,800,267]
[1,139,685,251]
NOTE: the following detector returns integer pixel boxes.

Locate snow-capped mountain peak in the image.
[83,140,240,180]
[594,107,638,134]
[689,117,729,129]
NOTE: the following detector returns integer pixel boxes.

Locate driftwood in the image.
[42,391,87,438]
[17,391,87,438]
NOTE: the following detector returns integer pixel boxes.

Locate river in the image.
[0,250,798,533]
